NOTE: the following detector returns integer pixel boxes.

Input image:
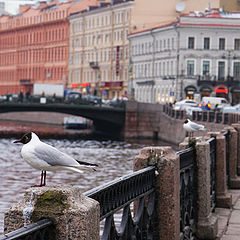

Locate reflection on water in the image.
[0,136,176,233]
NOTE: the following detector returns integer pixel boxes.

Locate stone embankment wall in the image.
[0,102,234,145]
[124,101,227,145]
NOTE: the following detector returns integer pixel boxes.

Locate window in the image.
[218,61,225,80]
[202,60,210,75]
[233,62,240,79]
[188,37,194,49]
[204,37,210,50]
[234,39,240,50]
[219,38,225,50]
[187,60,194,76]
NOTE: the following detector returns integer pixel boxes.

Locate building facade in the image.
[68,0,133,99]
[129,9,240,104]
[0,0,75,95]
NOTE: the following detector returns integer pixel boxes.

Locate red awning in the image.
[71,83,79,87]
[215,88,228,93]
[81,83,90,87]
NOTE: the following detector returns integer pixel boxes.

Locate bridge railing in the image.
[207,137,217,212]
[177,146,197,239]
[0,219,53,240]
[163,104,240,125]
[84,166,158,239]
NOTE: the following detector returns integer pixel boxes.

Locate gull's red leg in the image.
[43,171,47,186]
[40,171,43,186]
[32,171,43,187]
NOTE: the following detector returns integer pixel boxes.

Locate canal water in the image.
[0,130,176,233]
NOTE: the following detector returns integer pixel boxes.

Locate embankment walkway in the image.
[217,189,240,239]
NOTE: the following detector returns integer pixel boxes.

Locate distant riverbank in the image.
[0,120,96,140]
[0,112,98,139]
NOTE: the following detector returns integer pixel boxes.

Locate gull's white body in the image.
[183,119,206,133]
[21,132,93,173]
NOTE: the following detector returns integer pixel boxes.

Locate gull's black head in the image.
[14,132,32,144]
[184,119,189,124]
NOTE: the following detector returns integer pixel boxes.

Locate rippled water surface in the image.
[0,136,175,233]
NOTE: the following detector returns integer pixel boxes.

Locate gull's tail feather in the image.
[74,165,97,172]
[199,126,207,131]
[75,160,98,172]
[76,160,99,167]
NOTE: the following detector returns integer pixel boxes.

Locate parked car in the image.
[64,92,82,104]
[222,104,240,113]
[202,96,228,109]
[198,102,211,110]
[185,106,203,117]
[173,99,198,110]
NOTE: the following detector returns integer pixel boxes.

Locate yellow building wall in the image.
[220,0,240,11]
[131,0,221,31]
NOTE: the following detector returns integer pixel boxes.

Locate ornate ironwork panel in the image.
[223,113,229,124]
[223,131,230,187]
[202,111,207,121]
[207,137,216,212]
[0,219,53,240]
[216,112,222,123]
[209,112,215,122]
[177,147,197,240]
[196,112,202,121]
[192,111,196,121]
[85,166,158,240]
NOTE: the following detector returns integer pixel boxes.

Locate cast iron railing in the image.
[177,147,197,240]
[0,219,53,240]
[223,131,230,187]
[207,137,217,212]
[84,166,158,240]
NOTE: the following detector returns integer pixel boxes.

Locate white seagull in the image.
[183,119,206,137]
[14,132,98,187]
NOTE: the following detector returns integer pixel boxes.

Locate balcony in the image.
[89,62,99,70]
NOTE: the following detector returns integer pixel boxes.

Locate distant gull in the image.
[14,132,98,187]
[183,119,206,137]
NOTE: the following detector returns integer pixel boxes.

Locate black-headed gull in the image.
[14,132,98,187]
[183,119,206,137]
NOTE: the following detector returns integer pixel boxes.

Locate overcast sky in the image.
[3,0,36,14]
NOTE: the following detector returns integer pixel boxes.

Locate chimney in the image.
[19,5,31,14]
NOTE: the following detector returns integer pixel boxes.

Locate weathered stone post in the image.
[180,137,218,239]
[223,126,240,188]
[4,185,100,240]
[195,137,218,239]
[134,146,180,240]
[232,123,240,175]
[209,132,232,208]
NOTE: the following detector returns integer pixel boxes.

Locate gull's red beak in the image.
[13,139,21,144]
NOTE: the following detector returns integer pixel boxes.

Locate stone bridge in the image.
[0,101,238,143]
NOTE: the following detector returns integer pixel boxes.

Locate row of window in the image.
[0,47,67,65]
[16,67,65,82]
[69,67,129,84]
[0,27,67,48]
[71,29,128,49]
[132,36,240,57]
[0,10,67,30]
[132,37,175,56]
[186,60,240,78]
[134,60,175,79]
[133,59,240,79]
[188,37,240,50]
[71,10,130,33]
[135,86,175,104]
[70,46,128,65]
[0,67,65,82]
